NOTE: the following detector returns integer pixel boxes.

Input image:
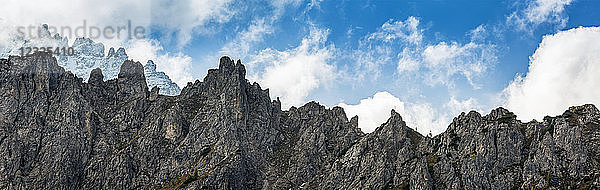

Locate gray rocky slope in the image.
[0,53,599,189]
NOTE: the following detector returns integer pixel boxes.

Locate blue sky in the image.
[2,0,600,135]
[149,0,600,134]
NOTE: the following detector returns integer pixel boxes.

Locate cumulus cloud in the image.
[338,92,450,135]
[248,27,336,109]
[125,39,194,87]
[508,0,574,31]
[338,92,405,133]
[503,26,600,121]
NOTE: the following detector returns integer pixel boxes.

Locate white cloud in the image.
[368,16,422,45]
[338,91,449,135]
[219,0,320,62]
[507,0,574,31]
[271,0,304,15]
[152,0,235,47]
[445,96,481,115]
[0,0,235,48]
[503,26,600,121]
[469,25,487,41]
[349,17,423,81]
[220,19,274,59]
[248,27,336,109]
[354,17,497,89]
[0,0,152,48]
[338,92,405,133]
[0,0,209,87]
[396,48,420,73]
[125,39,193,87]
[422,41,495,88]
[351,45,392,81]
[340,18,495,135]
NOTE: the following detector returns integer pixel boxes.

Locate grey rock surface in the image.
[0,53,599,189]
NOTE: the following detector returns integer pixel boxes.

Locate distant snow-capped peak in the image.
[0,24,181,96]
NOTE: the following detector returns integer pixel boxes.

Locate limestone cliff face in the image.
[0,53,598,189]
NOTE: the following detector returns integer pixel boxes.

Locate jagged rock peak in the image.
[107,47,115,57]
[72,37,95,45]
[390,109,402,120]
[72,37,105,57]
[145,60,156,72]
[106,47,128,58]
[143,60,181,96]
[386,109,407,127]
[88,68,104,85]
[332,106,348,118]
[559,104,600,124]
[485,106,514,120]
[118,60,145,81]
[218,56,246,77]
[566,104,599,115]
[116,47,127,57]
[299,101,325,110]
[451,110,483,126]
[371,109,408,134]
[350,115,359,128]
[39,24,51,38]
[219,56,235,74]
[18,51,57,64]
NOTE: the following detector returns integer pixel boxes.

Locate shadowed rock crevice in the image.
[0,53,599,189]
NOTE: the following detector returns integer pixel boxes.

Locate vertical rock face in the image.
[313,110,429,189]
[0,53,91,189]
[0,53,599,189]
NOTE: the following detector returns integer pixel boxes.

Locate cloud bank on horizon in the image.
[1,0,599,135]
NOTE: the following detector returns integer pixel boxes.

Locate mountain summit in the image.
[0,53,599,189]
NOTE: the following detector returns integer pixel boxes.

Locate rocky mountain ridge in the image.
[0,53,598,189]
[0,24,181,95]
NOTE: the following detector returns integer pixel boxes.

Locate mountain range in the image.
[0,52,599,189]
[0,24,181,96]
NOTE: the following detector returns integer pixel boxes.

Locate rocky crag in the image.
[1,24,181,96]
[0,53,599,189]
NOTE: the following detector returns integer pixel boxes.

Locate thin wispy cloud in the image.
[507,0,574,32]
